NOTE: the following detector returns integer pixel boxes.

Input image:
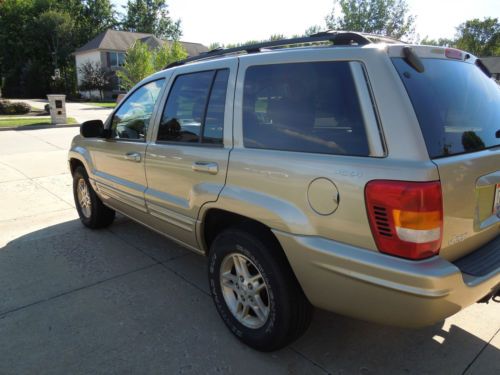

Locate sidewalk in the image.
[12,99,113,124]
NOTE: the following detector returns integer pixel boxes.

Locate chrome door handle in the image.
[124,152,141,162]
[192,161,218,174]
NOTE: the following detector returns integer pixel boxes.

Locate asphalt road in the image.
[0,127,498,374]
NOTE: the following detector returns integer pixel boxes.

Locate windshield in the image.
[392,57,500,158]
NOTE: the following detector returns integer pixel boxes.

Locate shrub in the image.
[0,101,31,115]
[0,100,9,113]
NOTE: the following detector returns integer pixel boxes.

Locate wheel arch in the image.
[68,147,95,185]
[199,208,285,260]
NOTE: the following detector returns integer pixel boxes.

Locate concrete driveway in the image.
[0,127,498,374]
[14,99,113,124]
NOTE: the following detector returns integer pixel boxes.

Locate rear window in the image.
[242,61,370,156]
[392,58,500,158]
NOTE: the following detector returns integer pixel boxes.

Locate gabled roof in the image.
[481,56,500,74]
[75,29,208,57]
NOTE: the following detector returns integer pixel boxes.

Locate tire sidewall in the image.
[208,230,292,350]
[73,167,97,226]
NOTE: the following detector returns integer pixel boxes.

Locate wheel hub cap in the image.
[77,178,92,218]
[220,253,270,329]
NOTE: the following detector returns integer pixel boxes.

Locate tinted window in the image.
[158,69,228,144]
[243,62,369,156]
[392,58,500,158]
[204,70,229,144]
[111,79,164,140]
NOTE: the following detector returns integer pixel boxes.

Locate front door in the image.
[91,79,165,215]
[145,60,237,248]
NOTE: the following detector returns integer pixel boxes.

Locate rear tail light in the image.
[365,180,443,260]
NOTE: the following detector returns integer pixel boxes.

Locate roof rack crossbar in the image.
[164,31,399,69]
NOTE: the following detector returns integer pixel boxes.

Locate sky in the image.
[112,0,500,46]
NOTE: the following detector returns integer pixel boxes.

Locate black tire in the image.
[73,166,115,229]
[208,225,313,351]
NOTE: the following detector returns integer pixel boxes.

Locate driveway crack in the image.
[0,263,159,319]
[289,346,331,374]
[462,326,500,374]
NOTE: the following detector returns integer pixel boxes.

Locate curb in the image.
[0,124,81,132]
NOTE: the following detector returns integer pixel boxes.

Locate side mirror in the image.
[80,120,105,138]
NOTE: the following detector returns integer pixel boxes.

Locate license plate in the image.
[494,184,500,217]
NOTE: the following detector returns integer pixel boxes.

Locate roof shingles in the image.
[75,29,207,57]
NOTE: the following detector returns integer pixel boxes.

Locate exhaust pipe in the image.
[493,288,500,303]
[478,286,500,304]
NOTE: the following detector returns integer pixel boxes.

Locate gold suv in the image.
[69,32,500,351]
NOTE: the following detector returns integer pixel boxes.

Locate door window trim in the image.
[106,78,166,143]
[154,69,228,148]
[240,60,380,157]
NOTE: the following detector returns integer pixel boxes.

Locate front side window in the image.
[157,69,229,144]
[243,61,369,156]
[111,79,164,140]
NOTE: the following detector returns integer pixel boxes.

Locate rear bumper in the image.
[274,231,500,328]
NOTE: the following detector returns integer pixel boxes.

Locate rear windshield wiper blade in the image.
[402,47,425,73]
[475,59,492,78]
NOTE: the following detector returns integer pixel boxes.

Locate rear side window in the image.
[157,69,229,144]
[392,58,500,158]
[242,61,369,156]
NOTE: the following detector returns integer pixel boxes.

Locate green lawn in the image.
[0,117,78,128]
[87,102,116,108]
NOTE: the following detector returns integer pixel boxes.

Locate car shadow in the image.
[1,217,498,373]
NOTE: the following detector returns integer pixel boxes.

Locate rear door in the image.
[392,53,500,260]
[145,59,237,248]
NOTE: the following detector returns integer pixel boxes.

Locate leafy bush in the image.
[0,100,31,115]
[0,100,10,113]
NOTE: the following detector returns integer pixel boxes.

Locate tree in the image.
[153,41,188,71]
[121,0,182,40]
[0,0,119,97]
[455,18,500,56]
[116,41,155,90]
[208,42,222,50]
[304,25,323,36]
[36,10,75,70]
[420,37,455,47]
[325,0,415,40]
[80,0,117,40]
[78,61,110,100]
[117,40,187,90]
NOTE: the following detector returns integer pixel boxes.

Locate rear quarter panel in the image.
[215,47,440,251]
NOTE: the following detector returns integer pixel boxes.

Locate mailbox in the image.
[47,94,67,124]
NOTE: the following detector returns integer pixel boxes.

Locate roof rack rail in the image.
[312,30,405,45]
[164,30,404,69]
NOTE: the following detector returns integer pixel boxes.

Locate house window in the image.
[115,76,122,91]
[109,52,126,67]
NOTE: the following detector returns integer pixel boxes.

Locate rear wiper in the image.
[402,47,424,73]
[475,58,492,78]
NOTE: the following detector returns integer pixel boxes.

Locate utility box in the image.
[47,94,67,124]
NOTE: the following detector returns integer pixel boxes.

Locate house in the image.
[74,29,208,99]
[481,56,500,81]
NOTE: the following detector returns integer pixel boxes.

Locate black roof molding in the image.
[165,30,405,69]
